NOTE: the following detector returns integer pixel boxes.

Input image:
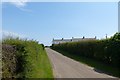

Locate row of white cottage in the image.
[52,36,97,44]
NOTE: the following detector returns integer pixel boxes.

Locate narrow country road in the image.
[46,48,116,78]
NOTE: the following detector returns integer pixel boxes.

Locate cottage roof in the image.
[53,37,96,43]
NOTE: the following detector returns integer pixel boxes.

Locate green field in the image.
[2,38,53,78]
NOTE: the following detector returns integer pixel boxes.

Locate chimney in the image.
[95,36,96,39]
[83,36,85,39]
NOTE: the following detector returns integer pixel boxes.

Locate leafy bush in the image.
[52,33,120,67]
[2,38,53,78]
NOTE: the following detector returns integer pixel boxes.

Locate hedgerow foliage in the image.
[2,38,44,78]
[52,33,120,67]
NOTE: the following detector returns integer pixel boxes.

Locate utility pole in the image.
[106,34,107,39]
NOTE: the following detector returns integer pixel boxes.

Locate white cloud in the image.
[2,30,27,39]
[107,33,116,38]
[18,7,32,12]
[2,0,32,12]
[8,0,28,7]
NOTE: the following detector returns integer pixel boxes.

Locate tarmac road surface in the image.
[46,48,116,78]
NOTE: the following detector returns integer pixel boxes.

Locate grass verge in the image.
[26,49,54,78]
[53,49,120,78]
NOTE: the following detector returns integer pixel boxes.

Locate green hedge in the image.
[2,38,53,78]
[52,33,120,67]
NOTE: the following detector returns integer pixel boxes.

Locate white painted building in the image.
[52,37,96,44]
